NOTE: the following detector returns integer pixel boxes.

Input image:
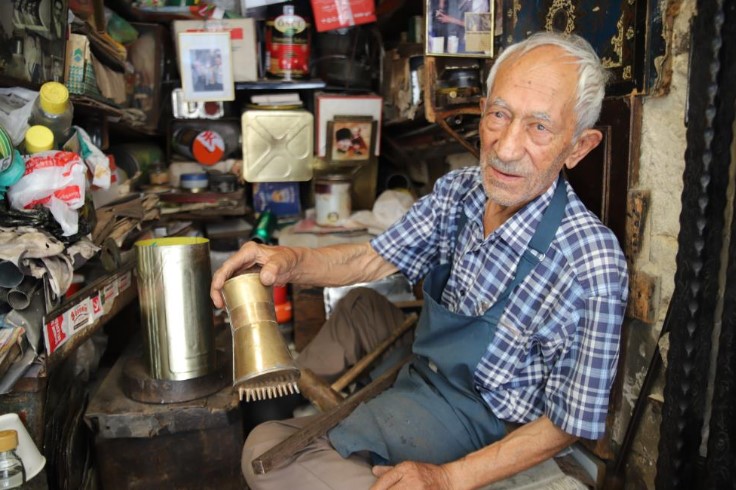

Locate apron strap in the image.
[495,176,568,305]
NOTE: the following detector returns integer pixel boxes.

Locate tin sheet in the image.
[242,109,314,182]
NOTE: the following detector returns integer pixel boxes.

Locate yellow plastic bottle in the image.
[29,82,74,149]
[24,125,55,154]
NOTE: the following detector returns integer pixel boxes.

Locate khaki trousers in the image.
[243,288,409,490]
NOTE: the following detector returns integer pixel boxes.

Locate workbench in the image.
[84,340,244,489]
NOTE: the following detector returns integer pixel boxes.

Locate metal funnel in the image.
[222,271,300,402]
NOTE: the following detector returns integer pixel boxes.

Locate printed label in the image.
[69,298,91,332]
[44,313,68,354]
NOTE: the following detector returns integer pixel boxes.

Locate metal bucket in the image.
[134,237,215,380]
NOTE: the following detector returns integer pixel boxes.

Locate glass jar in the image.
[0,430,25,489]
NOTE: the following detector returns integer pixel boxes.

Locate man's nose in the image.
[494,122,525,162]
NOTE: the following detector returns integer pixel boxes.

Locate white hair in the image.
[485,32,609,136]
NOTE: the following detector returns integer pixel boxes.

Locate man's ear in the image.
[479,97,487,114]
[564,128,603,170]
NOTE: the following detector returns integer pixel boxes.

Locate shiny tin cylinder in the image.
[221,272,299,398]
[134,237,215,381]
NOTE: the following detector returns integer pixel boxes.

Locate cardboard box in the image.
[65,33,90,92]
[173,19,258,82]
[310,0,377,32]
[253,182,301,217]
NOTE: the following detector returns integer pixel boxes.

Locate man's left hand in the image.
[371,461,454,490]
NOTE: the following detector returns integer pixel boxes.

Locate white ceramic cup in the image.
[447,36,459,53]
[430,36,445,53]
[0,413,46,481]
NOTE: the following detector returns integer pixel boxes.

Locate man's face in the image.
[478,45,597,209]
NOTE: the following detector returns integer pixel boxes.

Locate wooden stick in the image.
[331,312,418,393]
[252,356,410,475]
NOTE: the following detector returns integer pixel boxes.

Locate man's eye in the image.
[534,123,547,131]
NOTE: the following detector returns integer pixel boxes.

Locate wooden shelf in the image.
[43,260,138,372]
[235,79,327,91]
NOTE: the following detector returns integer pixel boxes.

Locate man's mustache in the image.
[481,155,531,178]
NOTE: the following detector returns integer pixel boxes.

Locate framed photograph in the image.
[425,0,494,57]
[178,31,234,102]
[326,116,377,164]
[0,0,69,84]
[315,93,383,157]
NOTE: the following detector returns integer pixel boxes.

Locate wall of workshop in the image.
[609,1,695,488]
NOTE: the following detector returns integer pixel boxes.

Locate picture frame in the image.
[177,31,235,102]
[315,93,383,157]
[326,116,377,164]
[0,0,69,84]
[425,0,494,57]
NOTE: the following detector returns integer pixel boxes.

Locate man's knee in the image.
[242,421,287,486]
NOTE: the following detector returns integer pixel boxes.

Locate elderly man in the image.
[211,31,628,489]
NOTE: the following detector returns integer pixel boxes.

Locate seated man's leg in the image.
[243,416,376,490]
[296,288,409,383]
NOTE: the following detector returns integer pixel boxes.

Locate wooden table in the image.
[84,342,244,490]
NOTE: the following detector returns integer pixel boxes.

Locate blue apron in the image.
[329,179,568,465]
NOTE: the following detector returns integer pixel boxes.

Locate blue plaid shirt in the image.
[371,166,628,439]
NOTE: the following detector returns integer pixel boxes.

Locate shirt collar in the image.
[463,174,561,252]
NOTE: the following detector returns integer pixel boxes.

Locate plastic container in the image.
[24,125,54,154]
[148,161,169,185]
[29,82,74,149]
[0,430,25,488]
[180,172,209,193]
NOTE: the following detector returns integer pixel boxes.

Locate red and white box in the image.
[310,0,377,32]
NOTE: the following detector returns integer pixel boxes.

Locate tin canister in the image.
[265,4,310,79]
[135,237,215,381]
[315,174,352,226]
[241,104,313,182]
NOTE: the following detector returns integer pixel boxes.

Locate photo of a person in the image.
[178,31,234,102]
[191,49,224,92]
[427,0,492,55]
[330,119,373,162]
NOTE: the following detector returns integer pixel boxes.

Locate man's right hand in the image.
[210,241,300,308]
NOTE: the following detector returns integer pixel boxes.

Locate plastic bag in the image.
[7,151,86,236]
[73,126,111,189]
[0,87,36,146]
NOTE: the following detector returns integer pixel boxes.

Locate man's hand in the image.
[371,462,454,490]
[210,242,300,308]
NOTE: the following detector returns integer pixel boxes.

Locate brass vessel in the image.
[222,271,300,401]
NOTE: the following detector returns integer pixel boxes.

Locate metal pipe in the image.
[7,277,40,311]
[0,261,23,289]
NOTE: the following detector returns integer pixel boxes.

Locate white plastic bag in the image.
[0,87,37,146]
[74,126,111,189]
[7,151,86,236]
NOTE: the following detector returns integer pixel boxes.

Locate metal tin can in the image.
[241,104,313,182]
[134,237,216,381]
[265,4,310,80]
[315,174,352,226]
